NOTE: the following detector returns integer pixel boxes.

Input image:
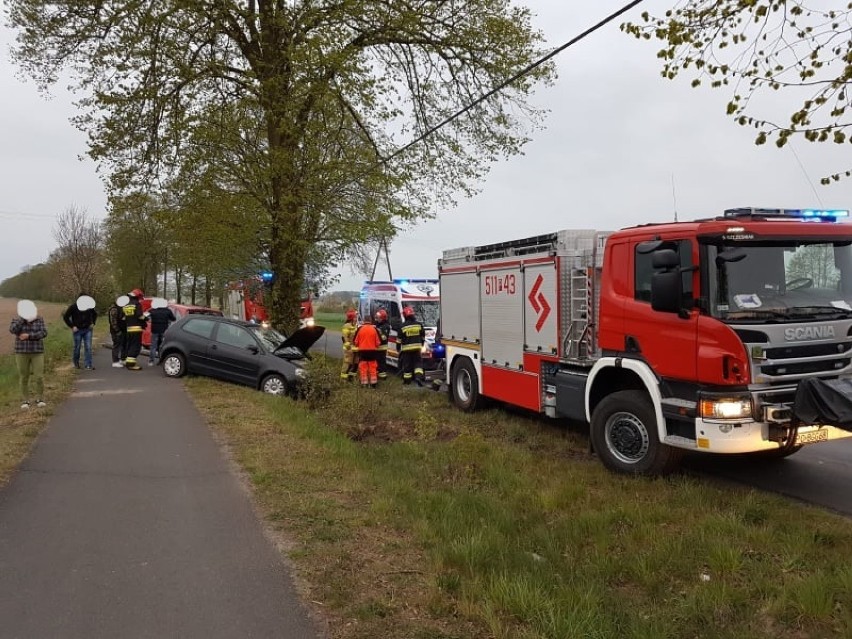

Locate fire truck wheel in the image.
[162,353,186,378]
[591,390,682,476]
[451,358,481,412]
[261,374,288,396]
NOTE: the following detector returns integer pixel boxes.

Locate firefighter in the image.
[120,289,147,371]
[340,309,358,381]
[399,306,425,386]
[352,314,382,388]
[374,308,391,380]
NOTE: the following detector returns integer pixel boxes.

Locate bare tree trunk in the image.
[162,249,168,298]
[191,274,197,305]
[205,277,212,308]
[175,267,183,303]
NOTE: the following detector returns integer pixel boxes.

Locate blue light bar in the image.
[799,209,849,218]
[725,207,849,221]
[260,271,274,282]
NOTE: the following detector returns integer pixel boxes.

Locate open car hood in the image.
[273,325,326,355]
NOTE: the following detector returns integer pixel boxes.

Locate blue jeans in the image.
[150,332,165,363]
[73,328,93,368]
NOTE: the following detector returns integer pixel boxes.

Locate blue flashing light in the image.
[260,271,275,282]
[431,343,446,359]
[725,207,849,221]
[396,279,409,287]
[798,209,849,219]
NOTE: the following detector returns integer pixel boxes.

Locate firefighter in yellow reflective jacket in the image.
[120,289,147,370]
[374,308,390,380]
[398,306,425,386]
[340,309,358,381]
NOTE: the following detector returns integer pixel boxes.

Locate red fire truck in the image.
[438,207,852,475]
[225,276,315,327]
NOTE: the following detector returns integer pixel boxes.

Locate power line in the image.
[382,0,646,166]
[786,142,825,207]
[0,209,57,220]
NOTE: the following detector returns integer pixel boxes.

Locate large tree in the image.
[623,1,851,183]
[8,1,552,329]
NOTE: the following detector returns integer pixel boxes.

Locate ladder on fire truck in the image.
[565,267,593,361]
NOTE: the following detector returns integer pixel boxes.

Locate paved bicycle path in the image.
[0,347,321,638]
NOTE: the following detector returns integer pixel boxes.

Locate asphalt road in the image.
[312,328,343,359]
[0,348,321,639]
[684,438,852,516]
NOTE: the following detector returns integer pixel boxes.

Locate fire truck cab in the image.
[439,208,852,475]
[359,279,443,369]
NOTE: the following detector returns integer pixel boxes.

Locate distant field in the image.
[313,311,344,332]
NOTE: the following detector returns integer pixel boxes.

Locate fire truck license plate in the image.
[796,429,829,445]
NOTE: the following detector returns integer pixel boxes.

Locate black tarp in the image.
[793,377,852,432]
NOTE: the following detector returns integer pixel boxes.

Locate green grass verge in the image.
[0,319,77,486]
[186,356,852,639]
[313,311,345,332]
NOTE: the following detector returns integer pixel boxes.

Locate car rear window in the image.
[188,309,223,316]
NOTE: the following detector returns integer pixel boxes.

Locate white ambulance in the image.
[358,279,443,370]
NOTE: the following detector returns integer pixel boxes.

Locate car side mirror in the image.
[246,345,259,354]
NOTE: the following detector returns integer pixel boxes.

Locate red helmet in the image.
[129,288,144,299]
[345,309,357,321]
[402,306,415,319]
[375,309,388,322]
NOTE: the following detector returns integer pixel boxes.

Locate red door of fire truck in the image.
[623,238,699,382]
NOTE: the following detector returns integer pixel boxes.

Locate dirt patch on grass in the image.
[0,297,67,355]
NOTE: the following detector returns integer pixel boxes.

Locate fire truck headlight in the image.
[700,397,752,420]
[305,317,315,327]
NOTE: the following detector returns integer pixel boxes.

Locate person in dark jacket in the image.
[147,301,176,366]
[9,300,48,409]
[120,289,147,370]
[63,294,98,370]
[108,295,129,368]
[398,306,425,386]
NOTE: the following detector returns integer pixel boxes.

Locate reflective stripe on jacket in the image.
[399,319,424,352]
[121,301,146,333]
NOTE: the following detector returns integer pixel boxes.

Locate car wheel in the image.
[261,374,287,396]
[162,353,186,378]
[451,357,480,412]
[590,390,682,476]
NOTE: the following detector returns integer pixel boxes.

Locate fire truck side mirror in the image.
[651,249,682,314]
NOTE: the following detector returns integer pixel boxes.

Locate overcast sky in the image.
[2,1,850,292]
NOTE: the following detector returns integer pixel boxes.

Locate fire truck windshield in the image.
[708,240,852,321]
[409,301,440,327]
